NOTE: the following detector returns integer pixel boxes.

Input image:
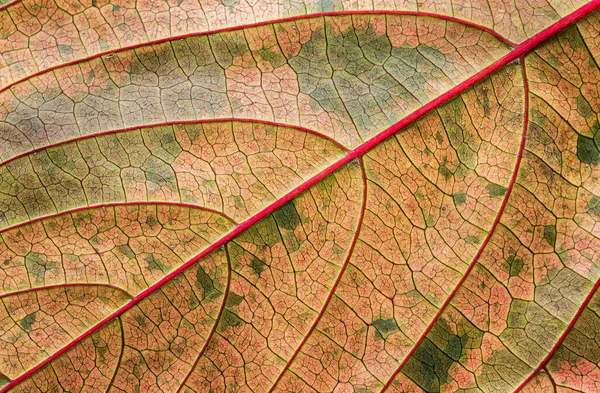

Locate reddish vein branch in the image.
[2,1,600,390]
[175,246,233,393]
[267,158,368,392]
[0,117,349,169]
[513,277,600,392]
[0,10,516,96]
[379,57,532,393]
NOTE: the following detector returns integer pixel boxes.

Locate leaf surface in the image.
[1,1,600,392]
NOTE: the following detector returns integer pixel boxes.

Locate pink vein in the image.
[0,10,515,96]
[0,0,19,12]
[2,2,599,391]
[0,283,133,300]
[175,246,233,393]
[0,201,238,235]
[267,158,368,393]
[379,57,531,392]
[513,277,600,392]
[0,117,349,169]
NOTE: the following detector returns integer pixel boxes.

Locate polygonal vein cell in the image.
[386,13,600,393]
[0,14,508,157]
[0,0,586,88]
[0,121,345,228]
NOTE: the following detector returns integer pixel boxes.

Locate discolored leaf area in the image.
[0,1,600,392]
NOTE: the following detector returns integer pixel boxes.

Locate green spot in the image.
[226,292,244,308]
[233,195,244,208]
[487,183,508,198]
[438,162,452,180]
[116,245,136,259]
[250,257,267,277]
[195,265,215,299]
[220,310,244,330]
[544,225,557,248]
[134,314,146,328]
[577,134,600,165]
[273,202,300,231]
[576,95,593,118]
[19,313,36,331]
[402,338,454,392]
[58,45,73,56]
[145,215,158,227]
[373,318,399,340]
[465,236,480,245]
[255,48,286,68]
[588,196,600,218]
[453,193,467,206]
[435,131,444,144]
[145,254,166,272]
[507,255,524,277]
[25,253,46,282]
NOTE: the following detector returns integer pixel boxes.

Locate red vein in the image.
[175,246,233,393]
[0,118,349,169]
[267,157,368,393]
[0,283,134,300]
[2,2,599,390]
[105,317,125,392]
[0,0,20,12]
[380,57,531,392]
[513,278,600,393]
[0,201,237,235]
[544,367,558,393]
[0,10,515,96]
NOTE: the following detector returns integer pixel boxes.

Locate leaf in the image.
[0,1,599,392]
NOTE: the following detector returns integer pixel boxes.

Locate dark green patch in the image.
[116,244,136,259]
[435,131,444,144]
[507,255,524,277]
[577,134,600,165]
[465,236,480,245]
[250,257,267,277]
[226,292,244,308]
[25,253,47,282]
[438,162,452,180]
[577,95,593,118]
[58,45,73,56]
[255,48,286,68]
[487,183,508,198]
[19,313,36,331]
[145,254,166,272]
[195,265,215,299]
[145,214,158,227]
[373,318,399,340]
[544,225,557,248]
[453,193,467,206]
[219,310,244,330]
[588,196,600,218]
[134,314,147,328]
[402,338,455,392]
[273,202,301,231]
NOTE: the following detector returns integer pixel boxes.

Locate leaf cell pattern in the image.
[0,1,600,393]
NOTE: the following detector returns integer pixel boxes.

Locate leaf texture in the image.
[0,1,600,392]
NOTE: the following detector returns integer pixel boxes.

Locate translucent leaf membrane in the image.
[383,12,600,393]
[0,121,345,227]
[0,0,589,88]
[544,291,600,392]
[269,63,525,393]
[0,204,232,378]
[0,14,508,155]
[6,162,364,392]
[2,2,600,393]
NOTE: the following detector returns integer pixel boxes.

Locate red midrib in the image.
[2,1,600,390]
